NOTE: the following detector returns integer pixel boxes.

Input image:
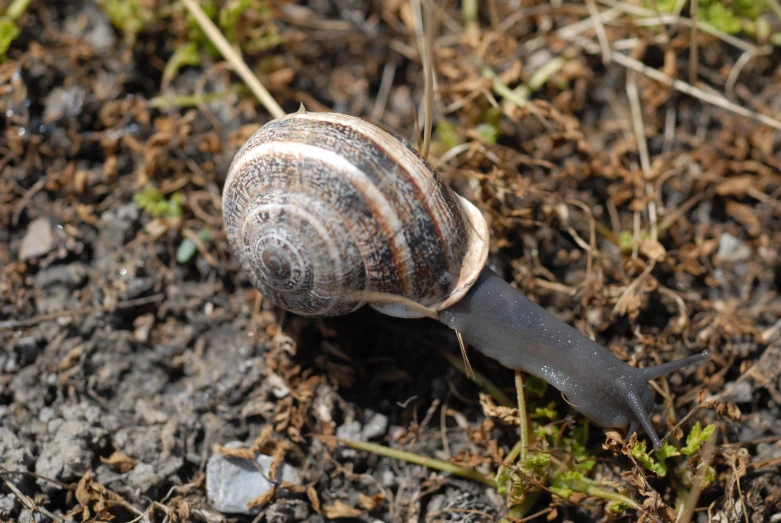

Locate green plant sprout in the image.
[97,1,280,87]
[651,0,774,37]
[162,42,202,87]
[97,0,156,45]
[0,0,32,60]
[133,186,184,218]
[176,227,212,263]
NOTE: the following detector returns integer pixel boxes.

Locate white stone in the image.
[206,441,301,515]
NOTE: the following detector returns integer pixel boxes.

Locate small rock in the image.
[17,509,47,523]
[336,420,362,441]
[266,373,291,399]
[716,232,751,263]
[43,85,87,124]
[15,336,40,366]
[361,413,388,440]
[0,493,18,517]
[35,420,96,491]
[34,263,88,288]
[381,469,395,487]
[0,428,33,471]
[19,217,56,260]
[64,3,116,53]
[723,381,753,404]
[207,441,301,515]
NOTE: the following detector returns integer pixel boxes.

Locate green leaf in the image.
[565,431,597,472]
[97,0,154,45]
[608,501,630,513]
[0,17,20,59]
[218,0,252,43]
[531,401,558,420]
[549,485,573,499]
[681,422,716,456]
[475,122,500,144]
[630,439,679,477]
[162,42,201,86]
[524,452,551,470]
[699,465,716,489]
[436,120,460,150]
[176,238,198,264]
[702,3,742,34]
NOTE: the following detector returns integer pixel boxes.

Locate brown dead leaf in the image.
[100,452,137,473]
[59,345,84,371]
[323,500,363,519]
[639,237,666,262]
[715,175,755,196]
[725,201,761,236]
[214,444,254,460]
[602,431,624,454]
[479,393,519,425]
[75,470,126,522]
[307,485,322,514]
[359,492,386,512]
[247,486,276,510]
[167,497,192,523]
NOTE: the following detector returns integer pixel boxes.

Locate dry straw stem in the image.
[0,293,164,332]
[562,1,781,131]
[326,436,498,488]
[180,0,285,119]
[676,429,717,523]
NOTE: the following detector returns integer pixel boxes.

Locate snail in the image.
[222,110,710,450]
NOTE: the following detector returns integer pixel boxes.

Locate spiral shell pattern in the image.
[222,112,488,318]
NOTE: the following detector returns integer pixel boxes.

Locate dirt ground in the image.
[1,1,781,522]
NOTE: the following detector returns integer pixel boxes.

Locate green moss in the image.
[531,401,558,420]
[133,187,184,218]
[650,0,769,35]
[97,0,156,45]
[436,120,460,150]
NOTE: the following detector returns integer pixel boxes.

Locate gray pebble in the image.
[336,420,362,441]
[716,232,751,262]
[19,217,56,260]
[34,263,88,289]
[361,413,388,440]
[723,381,753,404]
[0,493,18,517]
[0,428,33,471]
[63,3,116,53]
[206,441,301,515]
[35,420,96,491]
[17,509,48,523]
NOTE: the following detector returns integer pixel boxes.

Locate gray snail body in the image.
[222,111,710,450]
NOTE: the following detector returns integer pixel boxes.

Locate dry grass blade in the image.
[611,52,781,132]
[179,0,285,119]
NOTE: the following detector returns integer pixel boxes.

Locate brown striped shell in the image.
[222,111,489,318]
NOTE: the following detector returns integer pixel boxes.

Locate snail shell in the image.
[222,112,488,318]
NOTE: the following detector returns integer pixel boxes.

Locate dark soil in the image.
[1,1,781,522]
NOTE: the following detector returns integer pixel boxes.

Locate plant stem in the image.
[554,473,641,511]
[515,372,529,463]
[500,493,541,523]
[336,438,497,488]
